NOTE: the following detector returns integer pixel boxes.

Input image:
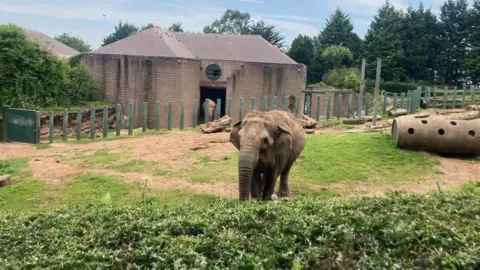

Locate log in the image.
[0,175,12,188]
[388,108,408,117]
[467,105,480,111]
[200,115,231,134]
[442,111,480,120]
[435,109,467,115]
[304,129,315,134]
[392,116,480,156]
[299,114,317,129]
[364,115,382,122]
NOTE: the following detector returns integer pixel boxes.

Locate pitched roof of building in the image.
[24,28,80,58]
[89,27,298,65]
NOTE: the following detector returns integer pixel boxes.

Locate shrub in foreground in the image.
[0,185,479,269]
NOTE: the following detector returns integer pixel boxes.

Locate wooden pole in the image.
[102,106,108,138]
[76,109,81,141]
[49,111,54,143]
[63,108,68,141]
[358,59,366,119]
[129,103,134,135]
[372,58,382,127]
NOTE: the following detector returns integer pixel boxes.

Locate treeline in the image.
[0,24,99,110]
[288,0,480,92]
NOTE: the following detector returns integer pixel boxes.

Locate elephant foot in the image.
[277,188,291,198]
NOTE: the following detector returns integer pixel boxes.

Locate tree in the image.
[248,20,284,47]
[467,0,480,85]
[319,8,363,64]
[168,22,184,32]
[140,23,156,31]
[203,9,285,47]
[363,1,406,81]
[288,34,315,83]
[322,45,353,69]
[54,33,91,52]
[401,4,440,82]
[436,0,470,86]
[102,21,138,47]
[203,9,251,34]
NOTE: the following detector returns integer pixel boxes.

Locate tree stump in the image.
[299,114,317,129]
[0,175,12,188]
[200,115,232,134]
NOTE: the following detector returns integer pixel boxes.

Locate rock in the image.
[0,175,12,188]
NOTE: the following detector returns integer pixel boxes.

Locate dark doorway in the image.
[199,87,226,124]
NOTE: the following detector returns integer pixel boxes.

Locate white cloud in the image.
[258,14,322,22]
[326,0,407,16]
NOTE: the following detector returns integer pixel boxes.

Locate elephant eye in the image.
[262,137,269,145]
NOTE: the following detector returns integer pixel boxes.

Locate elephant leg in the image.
[262,169,276,200]
[278,162,294,197]
[251,171,262,200]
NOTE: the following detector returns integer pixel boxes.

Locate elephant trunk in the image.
[238,146,259,201]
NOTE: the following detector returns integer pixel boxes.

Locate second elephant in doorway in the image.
[202,98,216,122]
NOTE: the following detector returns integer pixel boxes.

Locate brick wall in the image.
[307,90,367,119]
[84,54,200,129]
[83,54,306,128]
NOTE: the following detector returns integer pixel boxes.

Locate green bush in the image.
[0,23,99,110]
[1,184,479,269]
[323,67,359,91]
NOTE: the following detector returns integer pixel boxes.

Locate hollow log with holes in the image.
[392,116,480,156]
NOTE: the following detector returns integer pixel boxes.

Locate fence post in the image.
[103,106,108,138]
[262,96,268,112]
[155,101,160,130]
[142,102,147,132]
[471,85,475,105]
[335,94,341,118]
[239,97,244,120]
[35,111,40,144]
[193,100,198,128]
[453,86,457,109]
[167,101,172,131]
[116,104,121,136]
[283,96,288,111]
[326,96,331,120]
[443,87,448,109]
[227,98,232,117]
[49,111,54,143]
[462,85,466,108]
[393,93,397,110]
[1,105,8,142]
[295,96,300,118]
[406,91,411,113]
[305,95,310,116]
[250,97,256,112]
[215,98,221,120]
[273,96,278,110]
[382,93,388,115]
[347,94,352,118]
[76,109,81,141]
[90,108,96,139]
[316,95,321,121]
[63,108,68,141]
[416,86,422,111]
[433,87,437,108]
[365,93,370,116]
[400,93,405,109]
[204,99,209,124]
[180,100,185,130]
[129,104,134,135]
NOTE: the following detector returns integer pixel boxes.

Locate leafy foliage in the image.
[322,67,359,90]
[54,33,92,52]
[203,9,285,47]
[322,45,353,69]
[0,24,98,109]
[168,22,184,32]
[102,21,139,47]
[0,185,479,269]
[287,34,315,83]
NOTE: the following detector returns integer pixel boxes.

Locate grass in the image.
[183,133,438,189]
[73,148,123,167]
[107,159,155,173]
[40,101,112,112]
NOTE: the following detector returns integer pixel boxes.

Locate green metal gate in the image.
[1,106,40,144]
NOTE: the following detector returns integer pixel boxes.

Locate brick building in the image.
[81,27,307,128]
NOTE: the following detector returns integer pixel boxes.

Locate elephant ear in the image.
[274,124,293,153]
[229,120,243,150]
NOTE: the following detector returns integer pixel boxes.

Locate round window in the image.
[205,64,222,81]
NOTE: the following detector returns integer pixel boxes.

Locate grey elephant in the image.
[202,98,216,122]
[229,110,307,201]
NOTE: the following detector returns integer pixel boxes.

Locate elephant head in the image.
[229,111,293,201]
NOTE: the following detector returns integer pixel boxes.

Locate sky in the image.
[0,0,446,50]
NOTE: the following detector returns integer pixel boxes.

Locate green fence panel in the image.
[90,108,96,139]
[49,111,54,143]
[382,94,388,115]
[227,99,232,117]
[273,96,278,110]
[1,105,8,142]
[347,94,352,118]
[250,97,256,112]
[168,101,172,130]
[116,104,121,136]
[63,109,68,141]
[103,107,108,138]
[215,98,221,120]
[129,103,134,135]
[453,86,457,108]
[76,109,81,141]
[326,96,331,120]
[142,102,148,132]
[365,93,370,116]
[204,99,209,124]
[400,93,405,109]
[239,97,244,120]
[316,95,321,120]
[193,100,198,128]
[155,101,160,130]
[180,100,185,130]
[433,87,437,108]
[462,88,466,108]
[393,93,397,109]
[262,96,268,112]
[284,96,288,111]
[295,96,300,118]
[336,94,342,118]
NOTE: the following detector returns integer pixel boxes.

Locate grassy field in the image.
[0,130,473,213]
